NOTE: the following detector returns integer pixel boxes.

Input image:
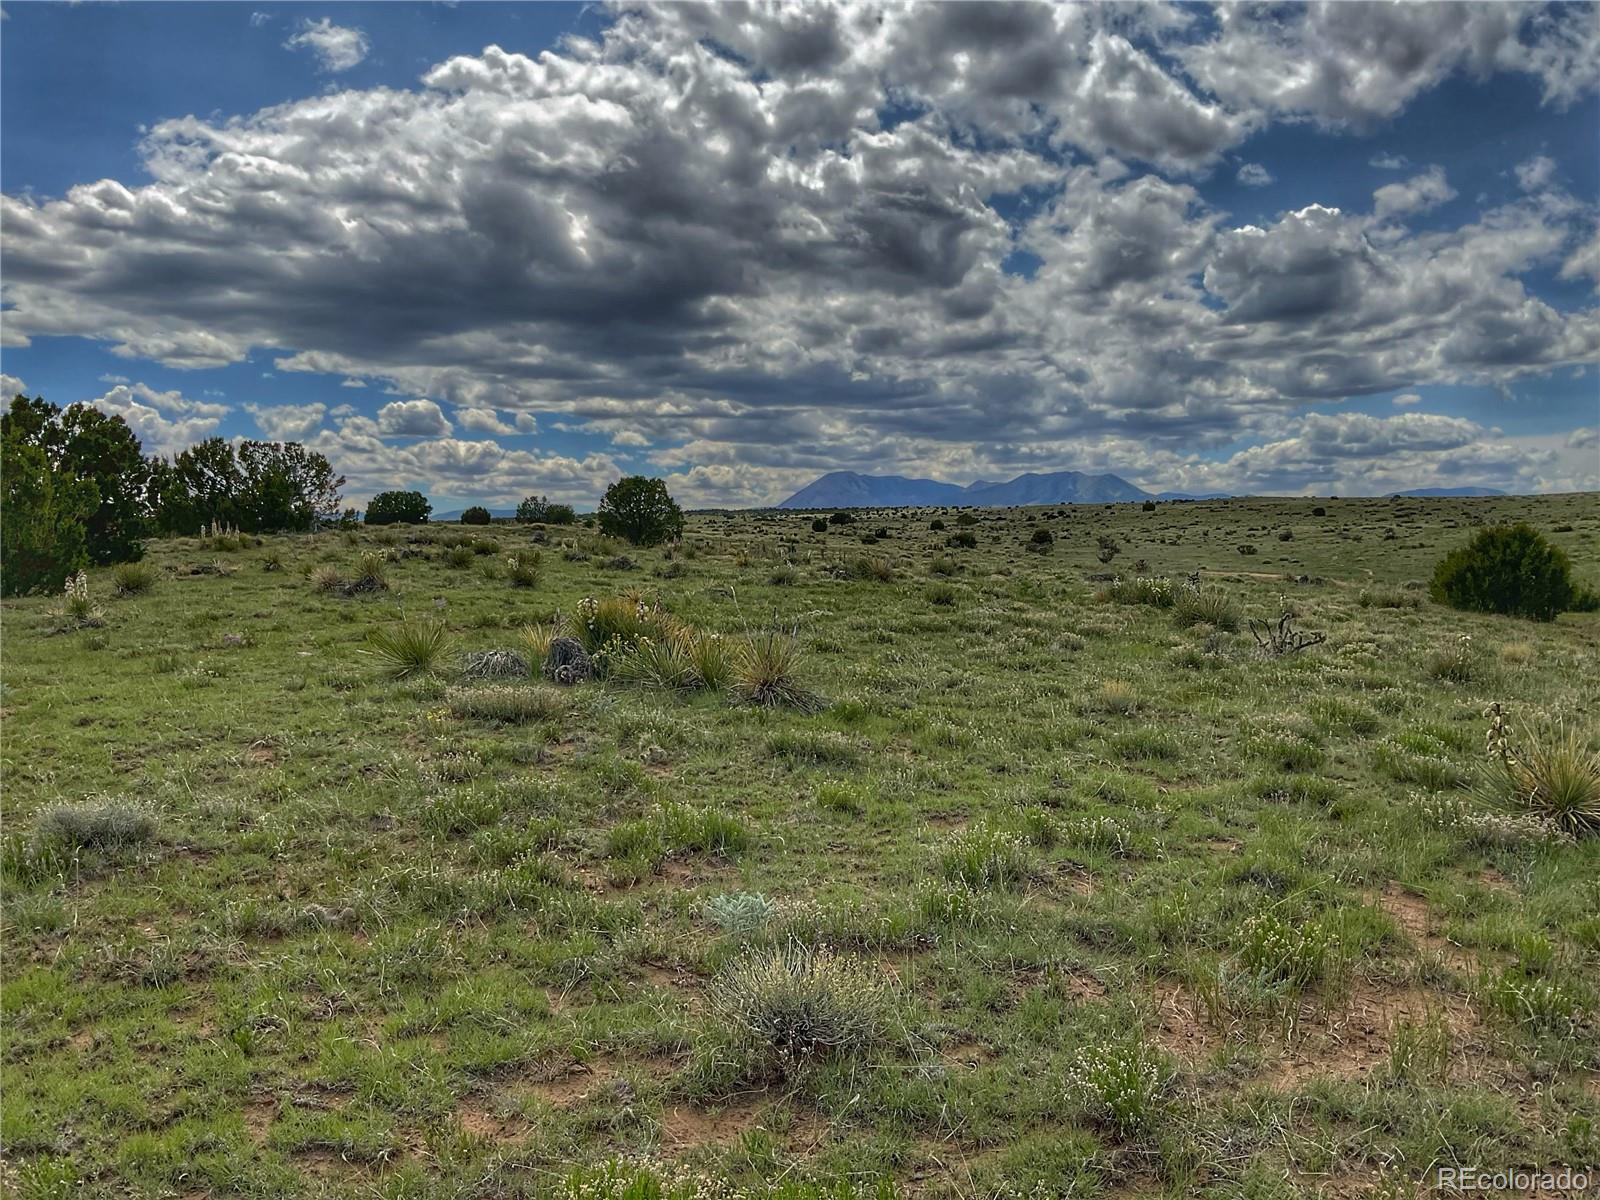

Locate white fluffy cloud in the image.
[375,399,450,438]
[1,371,26,397]
[1236,162,1274,187]
[246,402,325,440]
[89,383,229,458]
[283,18,367,72]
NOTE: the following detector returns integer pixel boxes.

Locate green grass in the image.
[3,493,1598,1198]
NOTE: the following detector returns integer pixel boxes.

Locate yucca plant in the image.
[505,553,541,589]
[609,629,699,691]
[366,617,452,678]
[732,627,822,711]
[568,593,675,655]
[111,562,157,596]
[353,551,389,592]
[688,631,734,690]
[309,564,345,593]
[520,619,561,667]
[1172,585,1239,631]
[1482,705,1599,836]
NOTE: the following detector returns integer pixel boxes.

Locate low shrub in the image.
[1096,576,1173,608]
[706,942,894,1076]
[1431,522,1593,621]
[444,545,475,569]
[1482,706,1599,836]
[505,553,541,589]
[1067,1035,1173,1134]
[704,892,777,937]
[460,506,492,526]
[31,800,157,853]
[446,685,564,724]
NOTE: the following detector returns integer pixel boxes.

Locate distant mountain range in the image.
[774,470,1508,509]
[776,470,1226,509]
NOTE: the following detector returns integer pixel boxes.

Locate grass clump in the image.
[309,563,345,593]
[706,941,894,1077]
[1095,576,1173,608]
[1236,909,1341,991]
[444,544,475,569]
[367,617,452,678]
[926,581,959,607]
[733,628,822,712]
[505,553,541,588]
[352,551,389,592]
[1172,584,1239,630]
[937,824,1031,890]
[111,562,157,596]
[445,685,563,725]
[1066,1033,1173,1135]
[30,800,157,853]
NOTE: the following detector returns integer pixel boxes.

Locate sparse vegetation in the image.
[3,493,1597,1196]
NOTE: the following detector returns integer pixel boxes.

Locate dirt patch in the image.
[1265,980,1483,1090]
[641,962,698,992]
[660,1091,769,1148]
[456,1093,528,1140]
[243,1095,277,1144]
[1375,885,1478,974]
[525,1063,612,1106]
[1148,980,1223,1064]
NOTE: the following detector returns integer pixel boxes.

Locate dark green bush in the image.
[597,476,683,546]
[460,506,492,525]
[364,490,431,525]
[1430,523,1590,621]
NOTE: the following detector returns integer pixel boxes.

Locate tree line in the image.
[2,395,344,596]
[2,393,689,596]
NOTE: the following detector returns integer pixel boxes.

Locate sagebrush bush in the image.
[31,800,157,852]
[446,685,564,724]
[111,562,156,596]
[704,892,777,937]
[367,617,452,677]
[1430,523,1592,621]
[707,941,894,1076]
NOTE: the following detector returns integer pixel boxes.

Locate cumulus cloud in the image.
[89,383,229,458]
[284,18,367,72]
[376,399,450,437]
[246,401,326,440]
[1,371,26,397]
[0,2,1595,501]
[1236,162,1274,187]
[456,407,519,435]
[1392,393,1423,407]
[1373,167,1456,220]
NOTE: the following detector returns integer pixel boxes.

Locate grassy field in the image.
[3,493,1598,1200]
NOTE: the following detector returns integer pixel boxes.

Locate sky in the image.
[2,1,1598,509]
